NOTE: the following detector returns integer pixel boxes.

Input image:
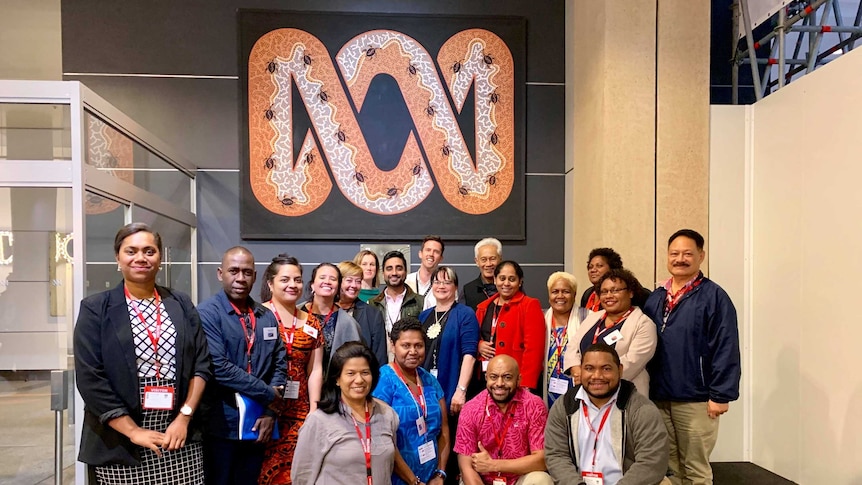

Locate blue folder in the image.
[235,393,280,440]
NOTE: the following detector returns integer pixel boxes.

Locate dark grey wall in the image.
[61,0,566,301]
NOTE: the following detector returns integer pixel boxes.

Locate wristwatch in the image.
[180,404,194,417]
[457,385,467,392]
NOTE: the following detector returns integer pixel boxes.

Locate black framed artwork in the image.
[238,10,526,240]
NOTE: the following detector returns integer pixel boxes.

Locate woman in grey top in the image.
[292,341,399,485]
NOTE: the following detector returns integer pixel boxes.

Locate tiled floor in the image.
[0,378,75,485]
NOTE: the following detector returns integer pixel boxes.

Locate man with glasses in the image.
[642,229,741,485]
[454,355,552,485]
[460,238,503,311]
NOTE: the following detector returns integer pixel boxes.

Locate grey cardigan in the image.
[544,380,669,485]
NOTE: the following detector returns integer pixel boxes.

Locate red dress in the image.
[259,313,324,485]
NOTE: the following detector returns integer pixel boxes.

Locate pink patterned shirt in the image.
[454,387,548,485]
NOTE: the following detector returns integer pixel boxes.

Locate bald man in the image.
[454,355,552,485]
[197,246,287,485]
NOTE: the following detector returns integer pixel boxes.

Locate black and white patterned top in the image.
[126,295,177,379]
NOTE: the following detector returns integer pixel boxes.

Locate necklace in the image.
[427,305,451,339]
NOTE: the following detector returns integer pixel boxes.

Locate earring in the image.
[117,265,121,271]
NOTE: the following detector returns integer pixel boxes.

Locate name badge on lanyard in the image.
[549,377,569,395]
[143,385,174,410]
[582,471,604,485]
[417,440,435,464]
[492,478,507,485]
[284,380,300,399]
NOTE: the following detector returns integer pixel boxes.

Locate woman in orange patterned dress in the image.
[258,255,324,485]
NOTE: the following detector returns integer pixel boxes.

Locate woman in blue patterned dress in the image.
[374,317,450,485]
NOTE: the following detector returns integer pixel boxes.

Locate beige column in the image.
[567,0,710,290]
[567,0,657,291]
[655,0,711,279]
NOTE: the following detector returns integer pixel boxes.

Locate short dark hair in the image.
[260,254,301,302]
[494,260,524,280]
[307,263,342,302]
[421,235,445,254]
[583,342,622,367]
[318,341,381,414]
[389,316,425,342]
[587,248,623,269]
[382,250,407,268]
[432,266,459,288]
[597,268,643,297]
[668,229,704,250]
[113,222,162,256]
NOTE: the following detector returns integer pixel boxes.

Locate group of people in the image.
[74,225,740,485]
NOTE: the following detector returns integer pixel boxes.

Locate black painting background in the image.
[239,10,527,240]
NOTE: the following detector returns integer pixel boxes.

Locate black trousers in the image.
[203,435,265,485]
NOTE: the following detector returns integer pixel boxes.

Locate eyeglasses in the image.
[599,287,628,297]
[432,280,454,287]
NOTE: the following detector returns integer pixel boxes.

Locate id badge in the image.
[416,416,427,435]
[549,377,569,395]
[302,323,319,338]
[263,326,278,341]
[492,478,507,485]
[417,440,436,464]
[482,360,489,372]
[284,380,300,399]
[430,368,438,377]
[143,385,174,410]
[582,471,604,485]
[603,329,623,345]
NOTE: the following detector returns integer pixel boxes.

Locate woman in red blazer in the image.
[474,261,545,389]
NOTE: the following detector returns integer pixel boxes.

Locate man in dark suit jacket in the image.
[459,237,503,311]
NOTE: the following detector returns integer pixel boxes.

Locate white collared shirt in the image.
[406,271,436,310]
[383,287,407,333]
[575,386,623,485]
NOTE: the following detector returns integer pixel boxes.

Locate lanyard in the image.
[391,362,426,417]
[348,401,373,485]
[586,291,601,312]
[229,300,256,373]
[270,303,297,371]
[551,324,568,374]
[312,304,336,330]
[415,274,432,297]
[581,399,615,467]
[662,273,703,326]
[481,394,518,459]
[489,302,503,343]
[126,286,163,378]
[591,308,634,344]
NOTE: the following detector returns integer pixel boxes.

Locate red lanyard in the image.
[269,303,298,372]
[126,286,163,378]
[586,291,601,312]
[229,300,256,373]
[481,394,518,458]
[270,303,297,355]
[392,362,426,417]
[663,273,704,322]
[349,401,373,485]
[581,399,616,466]
[311,304,335,329]
[591,308,634,344]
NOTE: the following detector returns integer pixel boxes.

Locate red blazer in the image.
[475,291,545,388]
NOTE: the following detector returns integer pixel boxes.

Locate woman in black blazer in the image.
[74,223,211,485]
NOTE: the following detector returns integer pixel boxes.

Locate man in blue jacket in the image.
[197,246,287,485]
[643,229,740,485]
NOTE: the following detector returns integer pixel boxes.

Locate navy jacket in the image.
[197,291,287,439]
[643,276,741,403]
[74,283,211,466]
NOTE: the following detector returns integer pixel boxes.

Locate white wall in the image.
[710,48,862,484]
[708,105,751,462]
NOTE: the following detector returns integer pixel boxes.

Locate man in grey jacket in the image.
[545,343,669,485]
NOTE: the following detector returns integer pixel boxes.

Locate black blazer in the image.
[74,282,211,466]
